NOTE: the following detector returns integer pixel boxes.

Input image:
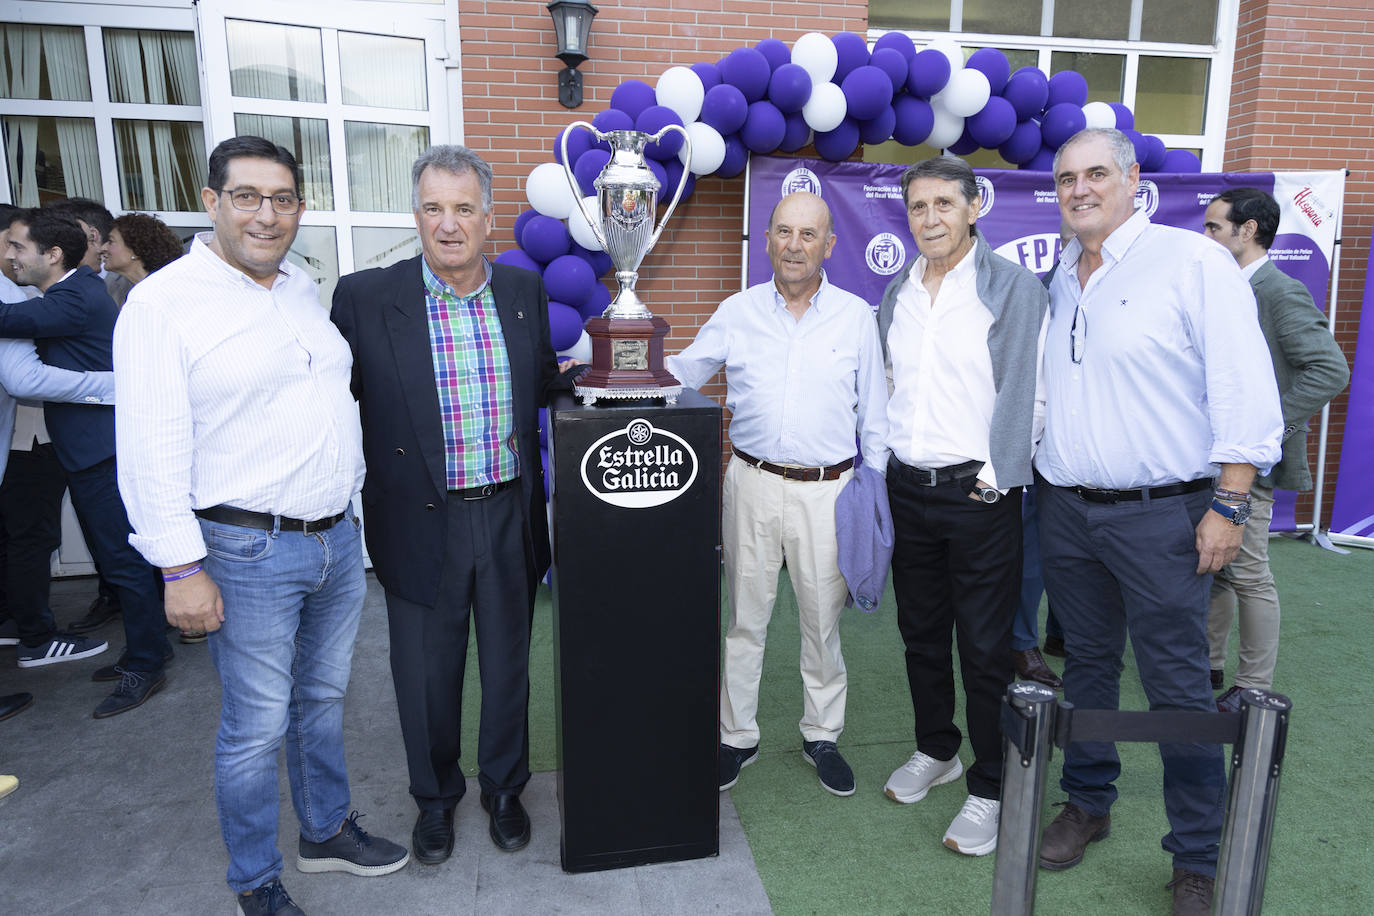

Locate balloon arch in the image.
[503,30,1202,362]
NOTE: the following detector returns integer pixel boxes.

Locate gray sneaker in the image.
[884,749,962,804]
[16,633,108,668]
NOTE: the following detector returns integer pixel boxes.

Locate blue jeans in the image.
[202,509,366,893]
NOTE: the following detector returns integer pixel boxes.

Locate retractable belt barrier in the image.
[990,682,1292,916]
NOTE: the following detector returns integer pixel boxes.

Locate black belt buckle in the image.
[300,512,341,534]
[463,483,498,501]
[1079,487,1120,503]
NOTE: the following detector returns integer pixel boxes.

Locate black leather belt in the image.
[1061,477,1213,504]
[450,478,517,501]
[733,448,854,482]
[890,457,983,487]
[194,505,347,533]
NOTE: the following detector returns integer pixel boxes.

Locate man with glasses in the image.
[1034,128,1282,916]
[115,136,408,916]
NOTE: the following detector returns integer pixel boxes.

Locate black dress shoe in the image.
[480,792,530,851]
[92,645,174,682]
[67,595,121,634]
[92,668,165,719]
[1013,647,1064,689]
[0,692,34,722]
[411,807,455,865]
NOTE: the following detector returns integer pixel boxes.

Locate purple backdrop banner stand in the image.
[1330,232,1374,541]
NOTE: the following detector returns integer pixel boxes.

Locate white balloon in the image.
[802,81,847,133]
[923,37,964,77]
[926,106,965,150]
[526,161,578,220]
[568,196,604,252]
[1082,101,1116,130]
[558,329,593,363]
[656,66,706,125]
[681,121,726,175]
[791,31,838,84]
[940,68,991,118]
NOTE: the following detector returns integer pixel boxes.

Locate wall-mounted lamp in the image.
[547,0,598,108]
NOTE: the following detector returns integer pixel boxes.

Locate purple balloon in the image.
[768,63,813,113]
[548,301,583,352]
[512,209,539,244]
[741,100,786,153]
[543,254,596,308]
[572,148,611,197]
[716,134,748,178]
[578,280,611,321]
[1041,102,1088,149]
[967,96,1017,149]
[814,118,860,162]
[610,80,657,120]
[591,109,634,152]
[1122,128,1149,167]
[570,242,613,279]
[892,95,935,146]
[636,105,685,160]
[661,158,696,203]
[755,37,790,72]
[1141,134,1167,172]
[842,66,893,122]
[520,215,571,264]
[554,125,592,165]
[779,111,811,152]
[907,49,951,97]
[691,62,722,90]
[1109,102,1135,131]
[495,247,541,274]
[1001,68,1050,121]
[1024,145,1057,171]
[859,106,897,146]
[831,32,870,82]
[967,48,1012,95]
[872,31,917,62]
[720,47,771,103]
[870,48,909,94]
[1046,70,1089,109]
[948,127,980,156]
[1161,148,1202,175]
[999,119,1043,165]
[700,83,749,135]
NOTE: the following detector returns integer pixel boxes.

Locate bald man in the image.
[667,192,888,797]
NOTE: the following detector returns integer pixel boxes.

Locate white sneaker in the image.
[883,749,963,803]
[943,794,1000,856]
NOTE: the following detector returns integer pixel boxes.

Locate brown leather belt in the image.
[733,447,854,482]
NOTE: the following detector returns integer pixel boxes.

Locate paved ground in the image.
[0,575,772,916]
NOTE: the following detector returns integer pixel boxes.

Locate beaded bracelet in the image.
[162,562,203,582]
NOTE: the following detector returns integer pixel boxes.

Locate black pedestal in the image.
[548,389,722,872]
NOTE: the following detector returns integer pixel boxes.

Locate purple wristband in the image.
[162,563,203,583]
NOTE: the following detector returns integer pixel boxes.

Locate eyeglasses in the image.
[1070,303,1087,364]
[218,188,303,215]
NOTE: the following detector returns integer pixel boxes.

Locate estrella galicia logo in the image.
[975,176,995,218]
[1134,179,1159,217]
[580,419,698,508]
[782,167,822,197]
[866,233,906,276]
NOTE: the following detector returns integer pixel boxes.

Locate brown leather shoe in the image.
[1039,802,1110,870]
[1167,868,1214,915]
[1043,635,1066,658]
[1013,647,1063,689]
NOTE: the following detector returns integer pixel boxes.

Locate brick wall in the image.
[1227,0,1374,525]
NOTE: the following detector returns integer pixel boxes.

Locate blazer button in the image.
[425,503,436,511]
[396,448,405,455]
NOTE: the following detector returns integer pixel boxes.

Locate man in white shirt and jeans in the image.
[115,136,407,916]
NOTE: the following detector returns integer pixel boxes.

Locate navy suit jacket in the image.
[331,257,572,608]
[0,265,117,471]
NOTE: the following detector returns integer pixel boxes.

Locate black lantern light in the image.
[547,0,598,108]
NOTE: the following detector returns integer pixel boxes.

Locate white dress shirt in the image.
[115,234,365,568]
[1036,210,1282,489]
[666,271,888,470]
[1241,254,1268,282]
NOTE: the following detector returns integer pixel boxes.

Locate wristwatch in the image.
[1210,498,1252,526]
[972,484,1001,504]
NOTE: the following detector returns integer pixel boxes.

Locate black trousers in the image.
[887,458,1021,800]
[0,443,67,646]
[383,485,533,810]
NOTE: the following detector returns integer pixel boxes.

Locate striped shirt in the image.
[422,257,517,489]
[114,234,365,568]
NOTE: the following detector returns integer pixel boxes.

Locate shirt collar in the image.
[191,232,296,287]
[914,237,978,288]
[1240,253,1269,281]
[1060,207,1150,270]
[423,256,492,301]
[770,268,831,312]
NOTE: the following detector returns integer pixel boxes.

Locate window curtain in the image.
[234,113,333,209]
[226,20,325,103]
[0,24,90,100]
[104,29,200,105]
[338,33,426,110]
[345,122,428,212]
[2,25,98,204]
[115,120,205,211]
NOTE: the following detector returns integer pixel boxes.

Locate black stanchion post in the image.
[1214,688,1292,915]
[991,682,1059,916]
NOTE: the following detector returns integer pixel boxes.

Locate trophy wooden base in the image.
[574,316,682,405]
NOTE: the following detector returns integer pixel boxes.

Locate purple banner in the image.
[1330,232,1374,538]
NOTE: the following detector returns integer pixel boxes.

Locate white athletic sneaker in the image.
[883,750,963,803]
[943,794,1001,856]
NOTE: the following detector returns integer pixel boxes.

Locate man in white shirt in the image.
[667,191,888,798]
[115,136,407,916]
[875,156,1046,858]
[1035,129,1282,916]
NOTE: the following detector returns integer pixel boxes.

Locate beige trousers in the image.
[1207,484,1280,688]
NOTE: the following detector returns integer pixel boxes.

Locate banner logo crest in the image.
[865,233,906,276]
[782,167,822,197]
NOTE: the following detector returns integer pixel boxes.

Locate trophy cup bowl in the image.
[559,123,692,404]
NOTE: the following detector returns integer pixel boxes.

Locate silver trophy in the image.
[559,123,692,404]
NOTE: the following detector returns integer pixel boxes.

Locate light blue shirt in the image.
[666,272,888,470]
[1036,210,1282,489]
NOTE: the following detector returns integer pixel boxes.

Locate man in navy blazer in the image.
[1,210,169,717]
[332,145,580,865]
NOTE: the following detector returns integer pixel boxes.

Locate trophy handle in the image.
[645,123,693,253]
[559,121,610,252]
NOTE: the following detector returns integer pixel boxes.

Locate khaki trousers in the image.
[1207,484,1280,688]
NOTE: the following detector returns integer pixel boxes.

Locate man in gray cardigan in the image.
[877,156,1045,858]
[1202,187,1349,711]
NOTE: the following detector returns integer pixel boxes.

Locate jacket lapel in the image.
[384,258,448,496]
